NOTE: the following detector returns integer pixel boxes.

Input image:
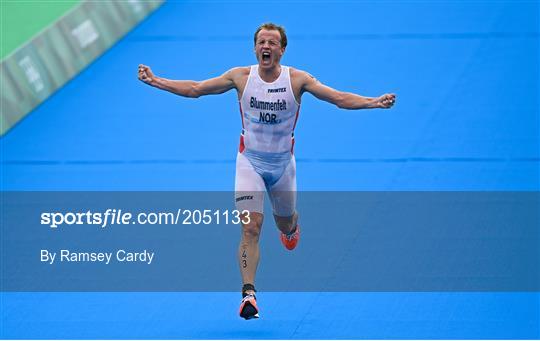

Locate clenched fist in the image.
[138,64,155,85]
[377,93,396,109]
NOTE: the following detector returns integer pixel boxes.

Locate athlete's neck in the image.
[258,65,281,83]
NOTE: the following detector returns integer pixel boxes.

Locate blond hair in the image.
[253,23,288,48]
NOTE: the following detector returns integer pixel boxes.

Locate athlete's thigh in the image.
[235,152,266,215]
[268,155,297,217]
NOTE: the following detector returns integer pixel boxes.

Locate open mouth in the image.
[262,51,271,62]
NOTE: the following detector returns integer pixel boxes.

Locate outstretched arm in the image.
[138,64,237,98]
[300,71,395,109]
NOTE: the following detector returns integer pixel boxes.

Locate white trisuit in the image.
[235,65,300,216]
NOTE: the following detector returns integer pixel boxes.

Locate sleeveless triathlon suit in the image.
[235,65,300,216]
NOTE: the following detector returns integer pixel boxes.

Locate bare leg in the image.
[238,211,263,294]
[274,211,298,235]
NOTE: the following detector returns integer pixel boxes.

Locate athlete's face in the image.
[255,29,285,70]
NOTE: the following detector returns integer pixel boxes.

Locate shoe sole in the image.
[281,227,300,250]
[240,301,259,320]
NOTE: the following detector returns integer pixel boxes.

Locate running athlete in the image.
[138,23,396,320]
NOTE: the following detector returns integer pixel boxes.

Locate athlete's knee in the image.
[242,223,261,240]
[242,212,263,241]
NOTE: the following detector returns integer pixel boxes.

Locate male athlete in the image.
[138,23,396,320]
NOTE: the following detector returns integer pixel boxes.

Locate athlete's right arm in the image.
[138,64,237,98]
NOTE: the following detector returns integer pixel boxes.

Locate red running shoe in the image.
[280,225,300,250]
[239,294,259,320]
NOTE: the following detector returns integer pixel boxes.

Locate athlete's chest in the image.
[237,74,301,104]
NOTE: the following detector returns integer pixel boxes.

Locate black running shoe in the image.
[239,293,259,320]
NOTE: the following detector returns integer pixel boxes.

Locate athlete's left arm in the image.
[300,71,396,109]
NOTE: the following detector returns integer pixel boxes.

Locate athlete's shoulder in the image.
[227,66,251,77]
[222,67,250,88]
[289,67,317,85]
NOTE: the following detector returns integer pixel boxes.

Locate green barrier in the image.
[0,0,164,136]
[1,1,81,59]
